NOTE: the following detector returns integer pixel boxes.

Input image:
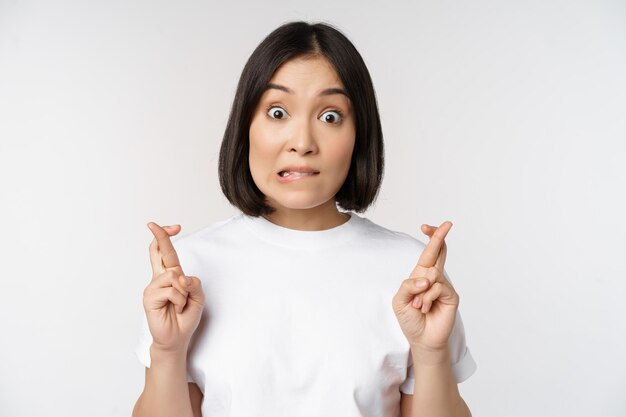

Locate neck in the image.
[262,199,349,231]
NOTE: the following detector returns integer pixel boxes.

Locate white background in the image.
[1,0,625,416]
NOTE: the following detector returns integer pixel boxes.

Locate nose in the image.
[286,116,318,155]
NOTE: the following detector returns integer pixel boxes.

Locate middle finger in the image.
[416,221,452,268]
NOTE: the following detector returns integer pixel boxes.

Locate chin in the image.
[267,193,332,211]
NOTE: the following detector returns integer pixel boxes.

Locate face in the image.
[248,55,356,213]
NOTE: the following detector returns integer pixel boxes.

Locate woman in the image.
[133,20,476,417]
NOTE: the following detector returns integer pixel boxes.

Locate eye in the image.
[319,110,343,124]
[266,105,289,120]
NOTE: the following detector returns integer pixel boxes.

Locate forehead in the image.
[264,56,349,99]
[259,56,352,108]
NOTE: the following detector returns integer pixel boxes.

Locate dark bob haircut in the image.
[218,20,384,217]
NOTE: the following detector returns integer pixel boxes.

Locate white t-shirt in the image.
[135,211,477,416]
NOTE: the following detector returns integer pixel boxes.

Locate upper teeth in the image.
[281,171,315,177]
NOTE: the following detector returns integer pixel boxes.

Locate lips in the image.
[276,165,320,183]
[277,165,320,176]
[278,171,319,177]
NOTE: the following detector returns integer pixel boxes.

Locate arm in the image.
[394,223,472,417]
[135,222,206,417]
[401,347,471,417]
[132,345,201,417]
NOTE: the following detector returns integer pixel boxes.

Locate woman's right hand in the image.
[143,222,205,353]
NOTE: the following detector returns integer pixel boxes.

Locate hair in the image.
[218,20,384,217]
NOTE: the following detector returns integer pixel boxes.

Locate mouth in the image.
[277,170,320,178]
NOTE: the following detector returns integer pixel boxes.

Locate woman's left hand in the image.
[391,221,459,352]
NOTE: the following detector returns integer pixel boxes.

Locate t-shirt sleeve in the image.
[399,268,477,395]
[135,308,195,383]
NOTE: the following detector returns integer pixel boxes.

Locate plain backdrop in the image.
[1,0,625,416]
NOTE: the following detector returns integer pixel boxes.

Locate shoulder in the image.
[172,213,244,247]
[350,215,428,281]
[356,215,427,253]
[167,213,245,270]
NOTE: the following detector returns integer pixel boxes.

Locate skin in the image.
[140,55,468,417]
[132,223,204,417]
[395,222,472,417]
[144,223,204,352]
[392,221,459,352]
[248,55,356,231]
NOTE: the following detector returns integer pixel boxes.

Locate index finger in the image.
[147,222,182,270]
[416,221,452,268]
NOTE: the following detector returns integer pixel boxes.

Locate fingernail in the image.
[184,276,192,286]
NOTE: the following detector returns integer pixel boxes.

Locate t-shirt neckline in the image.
[240,211,362,249]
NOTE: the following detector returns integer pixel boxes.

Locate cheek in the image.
[331,138,355,173]
[249,120,272,171]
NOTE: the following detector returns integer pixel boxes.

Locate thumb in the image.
[395,278,430,307]
[184,276,205,303]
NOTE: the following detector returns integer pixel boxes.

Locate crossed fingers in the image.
[147,222,184,278]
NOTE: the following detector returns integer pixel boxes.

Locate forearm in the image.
[132,344,194,417]
[410,346,471,417]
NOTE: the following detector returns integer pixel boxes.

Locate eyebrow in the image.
[266,82,350,99]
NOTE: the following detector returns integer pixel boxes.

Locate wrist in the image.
[410,344,451,367]
[149,343,189,366]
